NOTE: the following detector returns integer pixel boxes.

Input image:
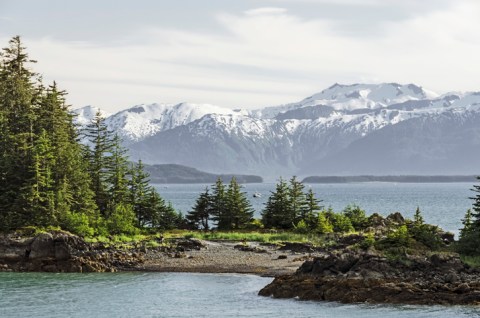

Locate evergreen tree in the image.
[470,177,480,228]
[224,177,254,230]
[303,188,323,230]
[129,160,152,227]
[413,207,424,226]
[343,205,367,230]
[262,178,292,229]
[187,187,212,230]
[106,134,130,214]
[0,36,40,229]
[460,209,473,240]
[38,83,97,227]
[83,111,114,216]
[210,178,227,228]
[289,176,307,225]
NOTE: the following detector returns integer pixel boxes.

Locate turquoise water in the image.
[155,182,474,236]
[1,272,480,318]
[1,183,479,317]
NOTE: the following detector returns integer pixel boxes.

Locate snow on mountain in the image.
[252,83,438,119]
[74,102,240,143]
[105,102,241,143]
[73,105,111,126]
[74,83,480,176]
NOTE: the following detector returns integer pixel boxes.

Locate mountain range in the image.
[74,83,480,179]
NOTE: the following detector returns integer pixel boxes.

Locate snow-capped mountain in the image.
[74,102,242,144]
[73,83,480,177]
[73,105,111,126]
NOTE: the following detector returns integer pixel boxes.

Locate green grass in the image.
[460,255,480,268]
[175,230,323,245]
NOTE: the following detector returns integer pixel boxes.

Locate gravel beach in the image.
[138,240,313,277]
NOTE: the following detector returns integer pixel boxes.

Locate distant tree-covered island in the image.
[302,175,478,183]
[144,163,262,184]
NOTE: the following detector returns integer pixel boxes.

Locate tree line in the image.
[0,36,182,236]
[186,176,370,233]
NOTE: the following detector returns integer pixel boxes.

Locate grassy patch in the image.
[460,255,480,268]
[174,231,323,244]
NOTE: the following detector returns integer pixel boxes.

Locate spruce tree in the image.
[303,188,323,230]
[262,178,291,229]
[289,176,307,226]
[210,178,227,229]
[187,187,212,230]
[129,160,152,227]
[0,36,40,229]
[470,177,480,227]
[224,177,253,230]
[460,209,473,240]
[107,134,130,212]
[83,111,114,217]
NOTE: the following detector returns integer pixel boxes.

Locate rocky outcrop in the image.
[259,250,480,305]
[0,231,144,272]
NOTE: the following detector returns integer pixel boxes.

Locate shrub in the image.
[294,219,309,234]
[457,229,480,256]
[245,218,264,230]
[317,212,334,234]
[63,212,95,237]
[343,205,368,230]
[411,224,443,250]
[359,232,376,250]
[331,213,354,233]
[376,225,411,250]
[107,203,138,235]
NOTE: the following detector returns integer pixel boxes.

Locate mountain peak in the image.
[301,82,437,111]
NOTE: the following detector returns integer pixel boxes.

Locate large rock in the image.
[259,250,480,305]
[0,231,144,273]
[29,233,55,259]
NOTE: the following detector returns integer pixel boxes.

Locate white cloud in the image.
[4,1,480,112]
[244,7,288,16]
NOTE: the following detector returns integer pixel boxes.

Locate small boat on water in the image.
[253,192,262,198]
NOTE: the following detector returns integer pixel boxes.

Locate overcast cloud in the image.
[0,0,478,112]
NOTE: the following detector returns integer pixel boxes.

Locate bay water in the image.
[1,272,480,318]
[154,182,474,236]
[1,182,478,317]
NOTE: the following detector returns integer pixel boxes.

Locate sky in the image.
[0,0,479,113]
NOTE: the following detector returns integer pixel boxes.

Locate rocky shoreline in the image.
[259,249,480,305]
[0,231,145,272]
[0,231,313,276]
[5,230,480,306]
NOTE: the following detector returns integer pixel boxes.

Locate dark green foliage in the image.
[330,213,354,233]
[83,111,114,216]
[0,36,175,236]
[460,209,473,240]
[187,188,212,230]
[409,207,442,250]
[289,176,308,225]
[262,177,323,230]
[343,205,367,231]
[190,177,253,230]
[457,177,480,255]
[262,178,292,229]
[224,177,254,230]
[303,188,323,229]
